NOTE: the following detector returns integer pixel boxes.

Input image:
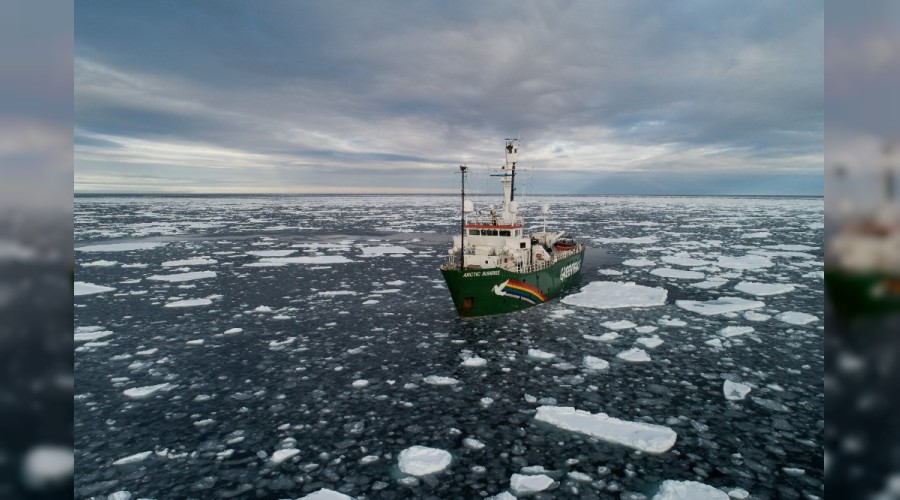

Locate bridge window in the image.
[499,230,511,237]
[469,229,479,235]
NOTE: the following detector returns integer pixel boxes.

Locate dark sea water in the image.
[74,195,823,499]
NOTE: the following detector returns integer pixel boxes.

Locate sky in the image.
[74,1,824,195]
[825,0,900,215]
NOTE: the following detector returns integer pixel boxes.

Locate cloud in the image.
[75,0,823,194]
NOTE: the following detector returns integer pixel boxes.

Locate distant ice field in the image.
[74,195,823,499]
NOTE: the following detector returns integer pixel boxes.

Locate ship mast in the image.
[459,164,467,270]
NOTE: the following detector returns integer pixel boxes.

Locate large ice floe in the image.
[676,297,764,316]
[74,282,116,296]
[653,479,728,499]
[358,245,412,256]
[651,268,705,279]
[76,242,167,252]
[534,406,677,453]
[617,348,651,363]
[397,446,452,476]
[164,298,213,308]
[774,311,819,325]
[723,380,752,401]
[299,489,353,500]
[715,254,773,270]
[661,253,711,267]
[147,271,216,282]
[74,326,113,342]
[161,257,217,267]
[246,255,355,266]
[734,281,795,296]
[509,473,555,495]
[561,281,667,309]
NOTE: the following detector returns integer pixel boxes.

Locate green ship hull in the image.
[825,269,900,315]
[441,250,585,317]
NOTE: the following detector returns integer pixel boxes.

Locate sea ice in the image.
[653,479,728,499]
[270,448,300,464]
[723,380,752,401]
[602,320,637,330]
[691,279,728,289]
[186,339,205,345]
[463,438,485,450]
[164,298,213,308]
[658,318,687,327]
[715,254,773,270]
[534,406,677,453]
[397,446,452,476]
[774,311,819,325]
[584,332,619,341]
[299,489,353,500]
[635,325,658,333]
[74,329,113,342]
[358,245,412,256]
[352,379,369,388]
[246,250,297,257]
[718,326,754,338]
[249,255,355,266]
[661,253,711,267]
[461,356,487,367]
[705,339,723,348]
[583,356,609,370]
[734,281,795,296]
[21,446,74,489]
[595,236,658,244]
[74,282,116,296]
[636,336,664,348]
[622,258,655,267]
[651,268,705,279]
[509,473,555,495]
[76,242,167,252]
[423,375,459,385]
[112,451,153,465]
[562,281,667,309]
[527,348,557,360]
[82,260,118,267]
[147,271,216,282]
[676,297,764,316]
[728,488,750,499]
[223,328,243,334]
[743,311,771,322]
[123,383,171,399]
[617,348,651,363]
[161,257,217,267]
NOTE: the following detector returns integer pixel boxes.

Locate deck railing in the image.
[441,244,585,273]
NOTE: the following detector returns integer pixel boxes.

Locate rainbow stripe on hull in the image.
[493,279,548,305]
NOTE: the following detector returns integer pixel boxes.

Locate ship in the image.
[825,145,900,315]
[440,139,586,317]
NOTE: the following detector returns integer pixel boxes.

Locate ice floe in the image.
[658,318,687,327]
[423,375,459,385]
[123,383,172,399]
[653,479,728,499]
[82,260,118,267]
[112,451,153,466]
[774,311,819,325]
[595,236,658,244]
[651,268,705,279]
[74,327,113,342]
[622,258,655,267]
[397,446,452,476]
[602,320,637,330]
[534,406,677,453]
[76,242,167,252]
[22,445,74,489]
[715,254,773,270]
[742,311,771,322]
[617,348,651,363]
[734,281,795,296]
[691,279,728,289]
[358,245,412,256]
[460,355,487,367]
[270,448,300,464]
[527,349,557,360]
[247,255,355,266]
[583,356,609,370]
[147,271,216,282]
[161,257,217,267]
[723,380,752,401]
[164,298,213,308]
[676,297,764,316]
[509,473,555,495]
[718,326,754,338]
[246,250,297,257]
[74,282,116,296]
[223,328,243,334]
[299,489,353,500]
[661,254,711,267]
[636,336,664,348]
[562,281,667,309]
